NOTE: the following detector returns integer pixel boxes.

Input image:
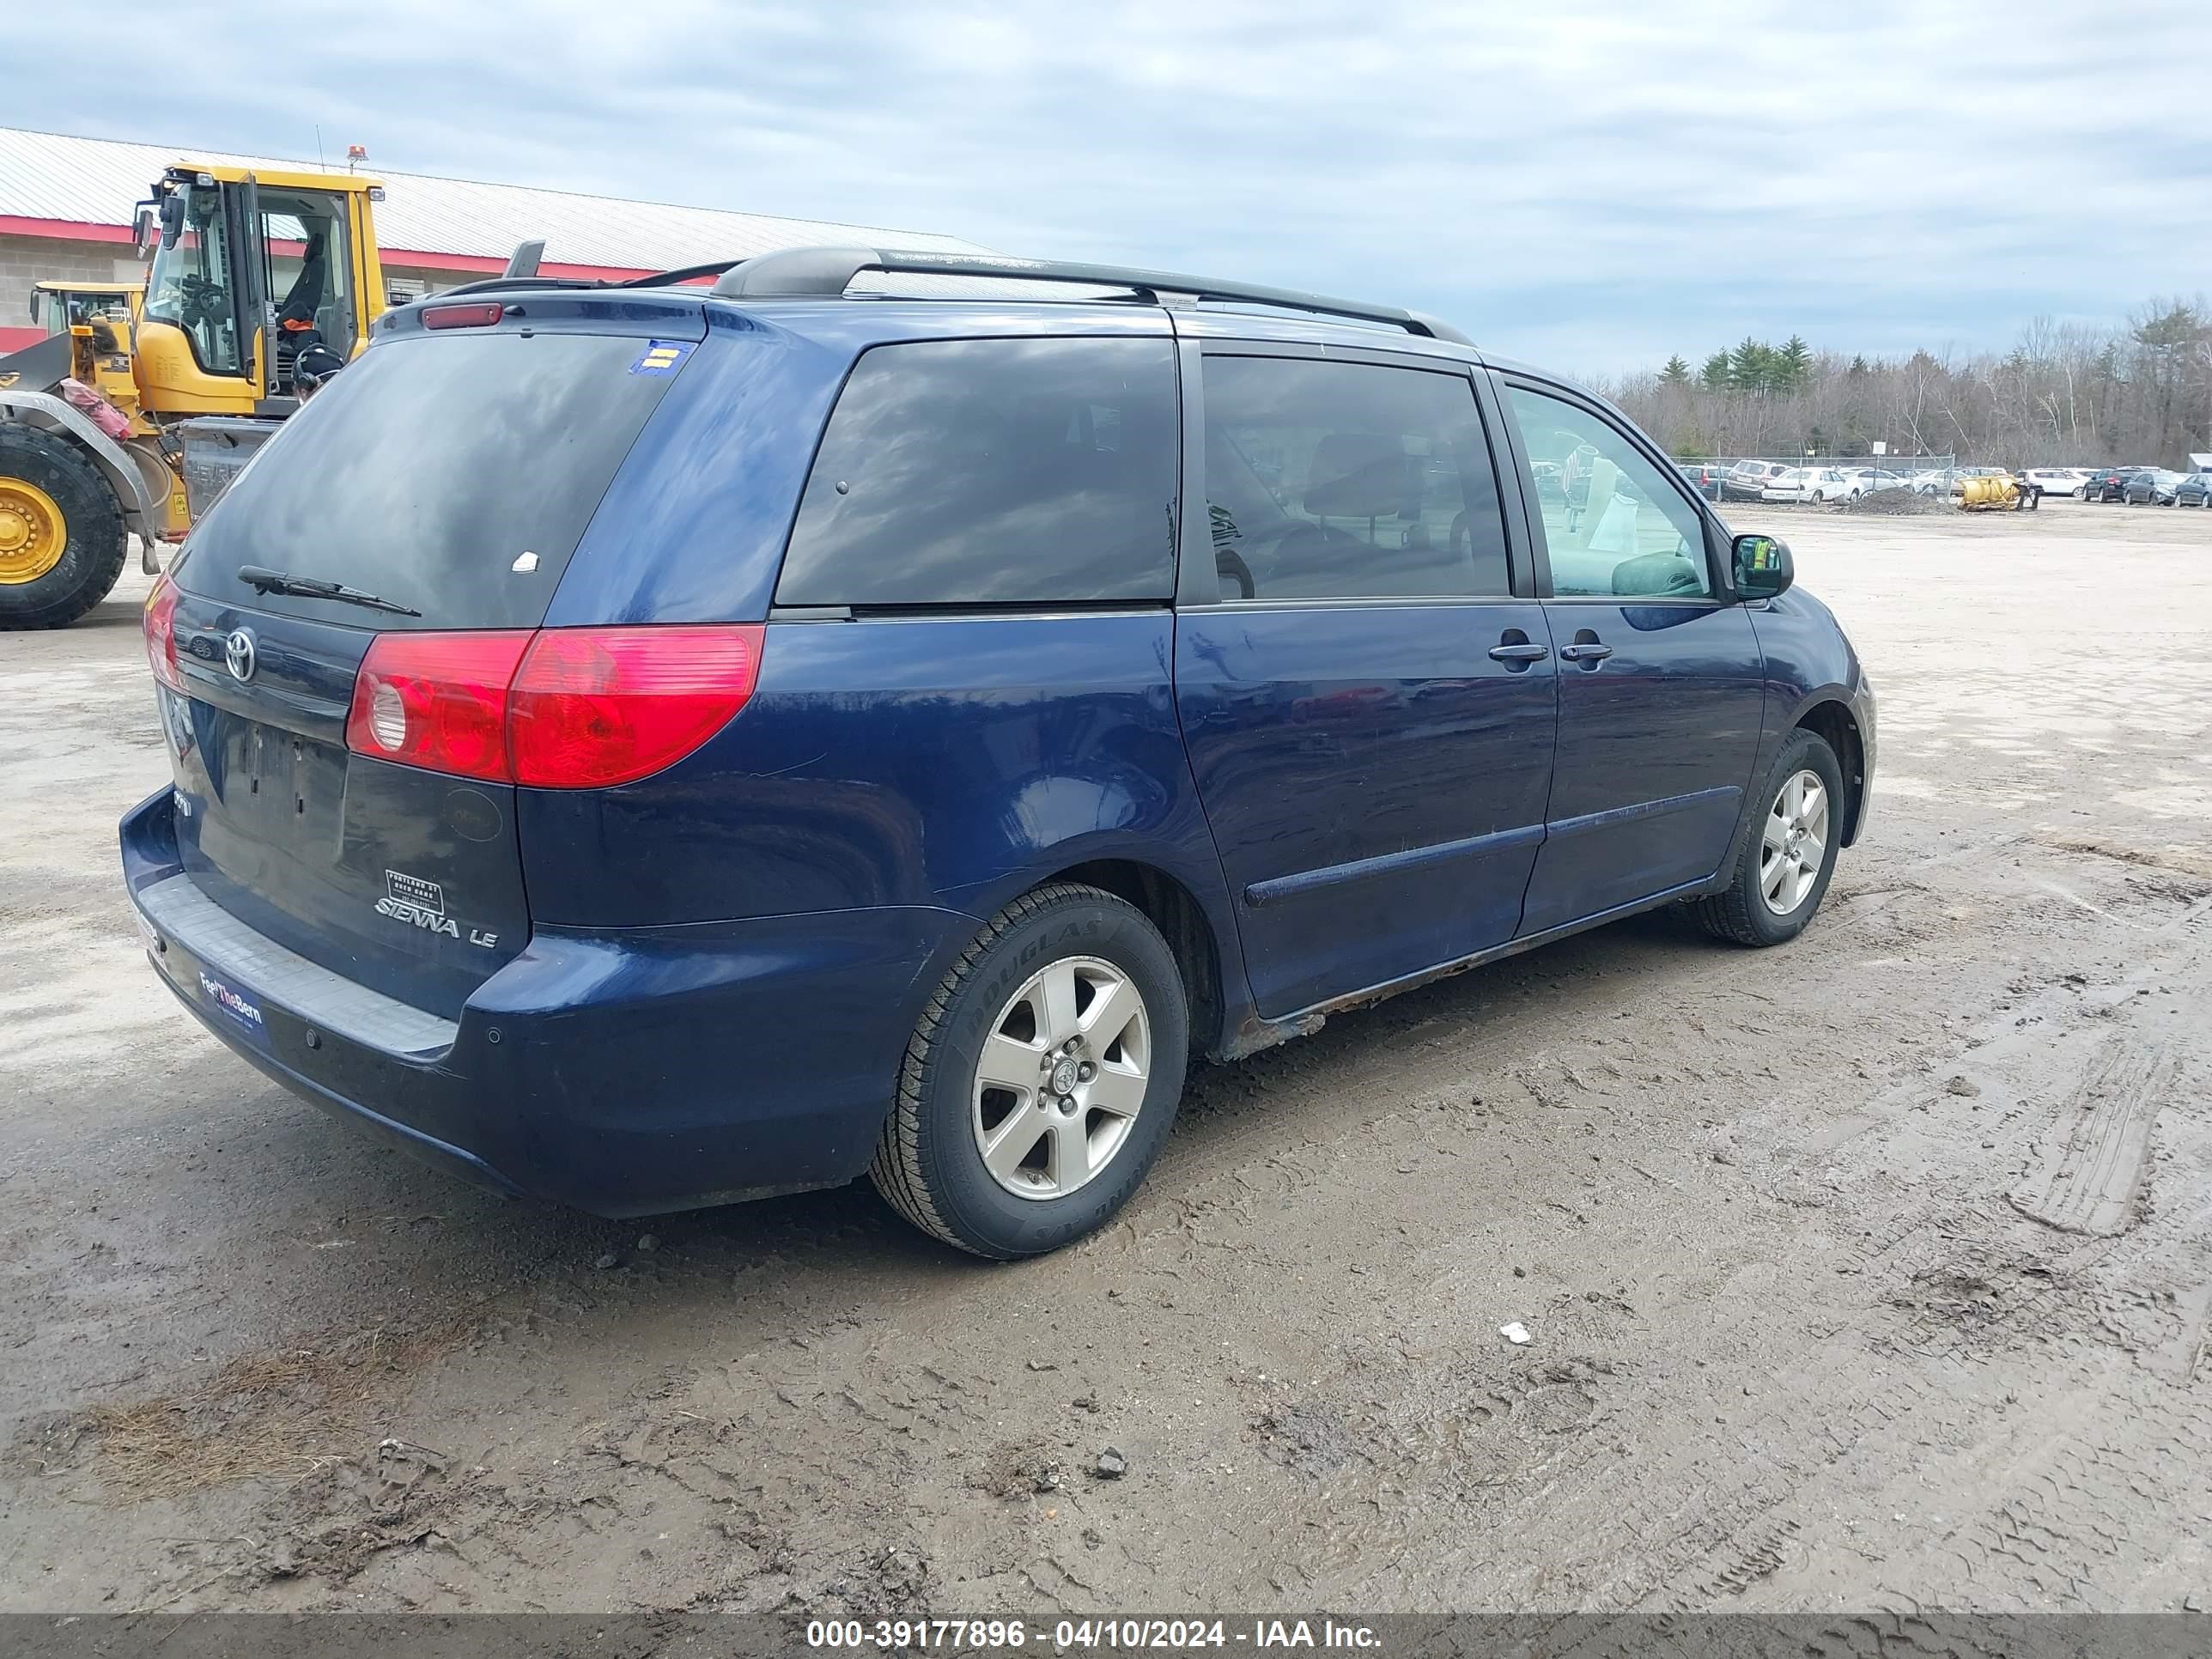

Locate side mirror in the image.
[1733,533,1794,601]
[158,191,186,250]
[131,205,156,258]
[24,289,38,326]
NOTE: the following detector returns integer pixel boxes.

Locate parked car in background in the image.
[1724,460,1791,501]
[1674,461,1725,501]
[2084,466,2149,502]
[118,246,1875,1259]
[2123,469,2187,505]
[2172,472,2212,507]
[1763,467,1864,504]
[2022,467,2092,499]
[1839,467,1911,495]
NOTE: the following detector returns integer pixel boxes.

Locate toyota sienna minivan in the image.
[124,246,1875,1258]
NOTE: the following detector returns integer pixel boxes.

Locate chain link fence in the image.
[1674,453,1960,502]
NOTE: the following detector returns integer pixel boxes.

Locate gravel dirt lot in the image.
[2,501,2209,1616]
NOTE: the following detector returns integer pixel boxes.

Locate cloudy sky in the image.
[15,1,2209,376]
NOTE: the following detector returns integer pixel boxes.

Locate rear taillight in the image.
[343,624,763,789]
[144,578,181,691]
[510,626,764,787]
[346,631,532,782]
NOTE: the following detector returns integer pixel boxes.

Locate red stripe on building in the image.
[0,215,137,244]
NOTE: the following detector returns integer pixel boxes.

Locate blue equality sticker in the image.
[629,339,696,376]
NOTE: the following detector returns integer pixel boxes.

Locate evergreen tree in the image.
[1729,337,1771,394]
[1775,335,1811,391]
[1700,351,1732,391]
[1660,354,1692,386]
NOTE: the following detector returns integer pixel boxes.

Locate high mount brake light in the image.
[421,301,504,330]
[344,625,764,788]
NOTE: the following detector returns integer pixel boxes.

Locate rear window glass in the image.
[775,337,1178,608]
[174,330,682,629]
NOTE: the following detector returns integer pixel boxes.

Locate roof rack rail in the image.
[708,246,1473,346]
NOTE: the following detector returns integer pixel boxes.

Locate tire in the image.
[1692,729,1845,947]
[869,882,1190,1259]
[0,424,131,630]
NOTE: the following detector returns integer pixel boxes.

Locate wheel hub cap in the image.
[1049,1055,1080,1095]
[0,477,66,585]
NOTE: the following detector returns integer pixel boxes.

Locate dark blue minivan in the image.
[123,248,1875,1258]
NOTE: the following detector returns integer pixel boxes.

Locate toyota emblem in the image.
[224,628,257,684]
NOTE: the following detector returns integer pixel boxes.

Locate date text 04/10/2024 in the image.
[804,1619,1382,1650]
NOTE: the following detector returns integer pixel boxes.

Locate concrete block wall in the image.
[0,234,146,328]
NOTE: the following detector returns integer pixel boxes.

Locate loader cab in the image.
[136,163,387,416]
[31,282,141,338]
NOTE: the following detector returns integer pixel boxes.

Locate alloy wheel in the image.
[971,956,1151,1200]
[1759,769,1830,916]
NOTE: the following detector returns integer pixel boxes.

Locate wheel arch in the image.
[946,844,1251,1063]
[1036,855,1238,1061]
[1790,695,1867,848]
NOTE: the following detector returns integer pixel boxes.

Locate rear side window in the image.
[777,337,1179,608]
[175,330,683,629]
[1200,356,1510,600]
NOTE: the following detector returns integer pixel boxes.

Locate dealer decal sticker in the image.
[376,869,500,950]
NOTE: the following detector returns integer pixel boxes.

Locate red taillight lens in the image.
[421,301,504,330]
[144,577,181,691]
[345,630,532,782]
[509,625,763,788]
[341,624,763,788]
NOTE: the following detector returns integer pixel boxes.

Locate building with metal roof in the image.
[0,124,990,345]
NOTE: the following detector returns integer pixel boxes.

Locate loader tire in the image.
[0,424,130,630]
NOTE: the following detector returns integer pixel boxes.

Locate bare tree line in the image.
[1600,298,2212,467]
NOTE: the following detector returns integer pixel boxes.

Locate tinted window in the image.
[776,337,1178,607]
[175,330,681,629]
[1503,386,1712,599]
[1201,356,1509,600]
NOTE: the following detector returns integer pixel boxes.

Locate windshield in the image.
[143,186,240,374]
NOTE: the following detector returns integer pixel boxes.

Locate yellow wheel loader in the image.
[0,161,394,628]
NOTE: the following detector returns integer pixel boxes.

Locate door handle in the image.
[1558,641,1614,663]
[1488,642,1549,664]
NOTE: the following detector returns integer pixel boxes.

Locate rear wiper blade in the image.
[237,565,422,617]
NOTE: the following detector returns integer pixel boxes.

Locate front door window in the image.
[1504,386,1711,599]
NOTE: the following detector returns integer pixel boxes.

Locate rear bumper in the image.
[122,787,972,1217]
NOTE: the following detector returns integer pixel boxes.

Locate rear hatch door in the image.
[161,307,700,1018]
